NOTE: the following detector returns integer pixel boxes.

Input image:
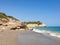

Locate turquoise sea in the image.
[35,26,60,33]
[33,26,60,38]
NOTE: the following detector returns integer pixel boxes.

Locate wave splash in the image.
[33,29,60,38]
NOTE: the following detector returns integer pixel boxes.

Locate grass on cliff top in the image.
[0,12,9,21]
[8,16,19,21]
[0,12,19,21]
[24,21,43,25]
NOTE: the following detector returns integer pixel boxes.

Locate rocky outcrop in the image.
[0,12,29,31]
[39,23,46,27]
[27,23,46,28]
[24,21,46,28]
[0,12,46,31]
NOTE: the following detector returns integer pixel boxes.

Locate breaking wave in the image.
[33,29,60,38]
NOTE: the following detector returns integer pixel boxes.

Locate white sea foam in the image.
[33,29,60,38]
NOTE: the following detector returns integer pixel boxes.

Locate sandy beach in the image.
[0,30,60,45]
[0,30,20,45]
[18,31,60,45]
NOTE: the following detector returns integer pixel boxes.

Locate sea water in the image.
[33,26,60,38]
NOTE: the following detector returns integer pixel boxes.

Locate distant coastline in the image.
[0,12,46,31]
[24,21,46,28]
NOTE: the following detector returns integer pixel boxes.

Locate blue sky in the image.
[0,0,60,26]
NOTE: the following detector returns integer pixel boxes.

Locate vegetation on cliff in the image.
[8,16,19,21]
[24,21,43,25]
[0,12,29,30]
[0,12,19,21]
[0,12,9,21]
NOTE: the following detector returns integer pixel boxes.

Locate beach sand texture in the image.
[0,30,60,45]
[0,30,20,45]
[18,31,60,45]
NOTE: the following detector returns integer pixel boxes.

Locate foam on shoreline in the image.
[33,29,60,38]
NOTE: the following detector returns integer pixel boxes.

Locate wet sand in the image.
[18,31,60,45]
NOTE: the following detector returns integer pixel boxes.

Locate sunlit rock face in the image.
[27,24,38,27]
[0,13,29,31]
[27,23,46,28]
[39,23,46,27]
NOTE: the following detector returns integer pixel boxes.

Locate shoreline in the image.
[18,30,60,45]
[0,30,60,45]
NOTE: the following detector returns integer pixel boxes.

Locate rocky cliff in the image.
[0,12,28,31]
[24,21,46,28]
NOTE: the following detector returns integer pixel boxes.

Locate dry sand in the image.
[0,30,21,45]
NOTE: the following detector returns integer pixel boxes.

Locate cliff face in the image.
[39,23,46,27]
[0,13,28,31]
[27,23,46,28]
[24,21,46,28]
[0,12,46,31]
